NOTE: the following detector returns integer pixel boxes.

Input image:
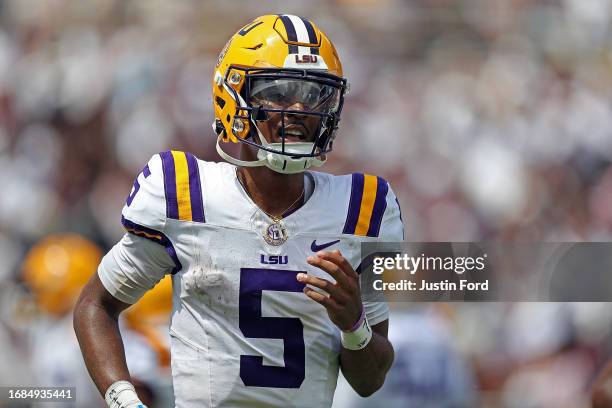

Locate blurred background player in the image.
[20,234,105,407]
[0,234,172,407]
[333,306,478,408]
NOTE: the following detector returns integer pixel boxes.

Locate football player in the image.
[22,234,105,408]
[21,234,165,408]
[74,14,403,408]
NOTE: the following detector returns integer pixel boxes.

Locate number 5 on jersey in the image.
[126,165,151,206]
[239,268,306,388]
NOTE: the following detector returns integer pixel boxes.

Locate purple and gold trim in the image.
[279,15,299,54]
[160,150,205,223]
[343,173,389,237]
[367,177,389,237]
[121,216,182,274]
[160,151,178,219]
[299,17,319,55]
[343,173,365,235]
[185,152,205,222]
[276,15,319,55]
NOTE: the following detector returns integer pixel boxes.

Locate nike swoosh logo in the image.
[311,239,340,252]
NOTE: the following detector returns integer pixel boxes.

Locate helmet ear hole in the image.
[213,118,229,141]
[215,97,226,109]
[214,119,225,135]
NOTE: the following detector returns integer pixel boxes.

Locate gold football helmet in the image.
[212,14,348,174]
[124,275,172,327]
[21,234,102,317]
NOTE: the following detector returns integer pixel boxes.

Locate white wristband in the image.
[105,380,147,408]
[341,312,373,350]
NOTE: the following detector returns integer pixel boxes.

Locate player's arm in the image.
[74,273,133,395]
[74,234,173,408]
[299,250,394,397]
[299,181,403,396]
[339,319,393,397]
[75,154,174,407]
[593,359,612,407]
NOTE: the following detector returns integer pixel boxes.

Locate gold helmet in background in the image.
[22,233,102,317]
[213,14,348,174]
[125,275,173,327]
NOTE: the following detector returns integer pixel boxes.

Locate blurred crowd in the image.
[0,0,611,407]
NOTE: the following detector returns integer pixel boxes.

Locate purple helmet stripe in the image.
[121,216,183,274]
[279,15,299,54]
[342,173,365,235]
[160,151,179,219]
[366,177,389,237]
[185,152,205,223]
[299,17,319,55]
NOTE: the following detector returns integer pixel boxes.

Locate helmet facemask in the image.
[215,66,347,174]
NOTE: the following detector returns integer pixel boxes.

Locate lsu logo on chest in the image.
[260,254,288,265]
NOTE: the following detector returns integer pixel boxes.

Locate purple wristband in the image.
[345,305,366,333]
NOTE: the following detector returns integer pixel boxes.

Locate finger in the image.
[307,254,355,288]
[303,286,341,310]
[319,250,359,279]
[296,273,340,298]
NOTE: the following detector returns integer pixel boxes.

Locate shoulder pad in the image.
[122,151,205,229]
[121,152,196,274]
[122,154,167,232]
[122,149,206,225]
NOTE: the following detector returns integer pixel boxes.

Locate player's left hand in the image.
[298,249,362,331]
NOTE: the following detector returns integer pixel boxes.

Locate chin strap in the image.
[216,134,265,168]
[215,134,326,174]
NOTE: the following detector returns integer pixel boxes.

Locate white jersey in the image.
[99,151,404,408]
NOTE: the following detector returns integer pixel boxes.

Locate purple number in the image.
[126,164,150,206]
[239,268,306,388]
